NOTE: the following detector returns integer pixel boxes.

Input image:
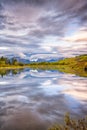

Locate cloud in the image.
[0,0,87,57]
[0,46,9,50]
[64,27,87,43]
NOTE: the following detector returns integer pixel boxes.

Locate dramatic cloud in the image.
[64,27,87,42]
[0,0,87,58]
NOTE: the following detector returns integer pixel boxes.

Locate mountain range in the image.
[5,53,63,63]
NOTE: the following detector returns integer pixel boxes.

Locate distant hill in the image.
[3,53,63,63]
[0,54,87,77]
[28,54,87,77]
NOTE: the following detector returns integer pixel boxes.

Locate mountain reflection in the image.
[0,69,87,130]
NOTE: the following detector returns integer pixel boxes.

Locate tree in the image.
[11,58,18,65]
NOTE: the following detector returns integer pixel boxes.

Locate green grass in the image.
[0,54,87,77]
[27,54,87,77]
[0,65,28,69]
[48,113,87,130]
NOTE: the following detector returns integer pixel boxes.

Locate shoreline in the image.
[0,54,87,77]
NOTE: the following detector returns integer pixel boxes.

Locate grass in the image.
[0,54,87,77]
[48,113,87,130]
[0,65,28,70]
[27,54,87,77]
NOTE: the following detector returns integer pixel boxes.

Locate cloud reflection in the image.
[0,69,87,130]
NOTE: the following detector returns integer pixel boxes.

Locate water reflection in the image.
[0,69,23,77]
[0,69,87,130]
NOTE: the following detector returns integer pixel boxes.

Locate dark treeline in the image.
[0,55,87,77]
[0,56,24,66]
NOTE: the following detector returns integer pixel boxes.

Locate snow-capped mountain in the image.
[29,53,63,62]
[4,53,63,63]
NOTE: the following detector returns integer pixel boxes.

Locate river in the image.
[0,68,87,130]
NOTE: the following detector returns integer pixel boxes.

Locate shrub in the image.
[48,113,87,130]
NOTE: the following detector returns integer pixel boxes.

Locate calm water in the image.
[0,69,87,130]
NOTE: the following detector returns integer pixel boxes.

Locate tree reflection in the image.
[0,69,24,77]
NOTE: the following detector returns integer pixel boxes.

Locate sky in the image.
[0,0,87,59]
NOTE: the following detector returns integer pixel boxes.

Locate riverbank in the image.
[48,114,87,130]
[28,54,87,77]
[0,54,87,77]
[0,65,29,70]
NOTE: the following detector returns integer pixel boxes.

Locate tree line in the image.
[0,56,24,66]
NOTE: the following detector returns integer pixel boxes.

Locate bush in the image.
[48,113,87,130]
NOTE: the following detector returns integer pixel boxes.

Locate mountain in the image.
[15,57,63,63]
[29,53,63,62]
[4,53,63,63]
[30,57,63,62]
[15,57,30,64]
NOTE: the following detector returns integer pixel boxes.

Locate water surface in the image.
[0,69,87,130]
